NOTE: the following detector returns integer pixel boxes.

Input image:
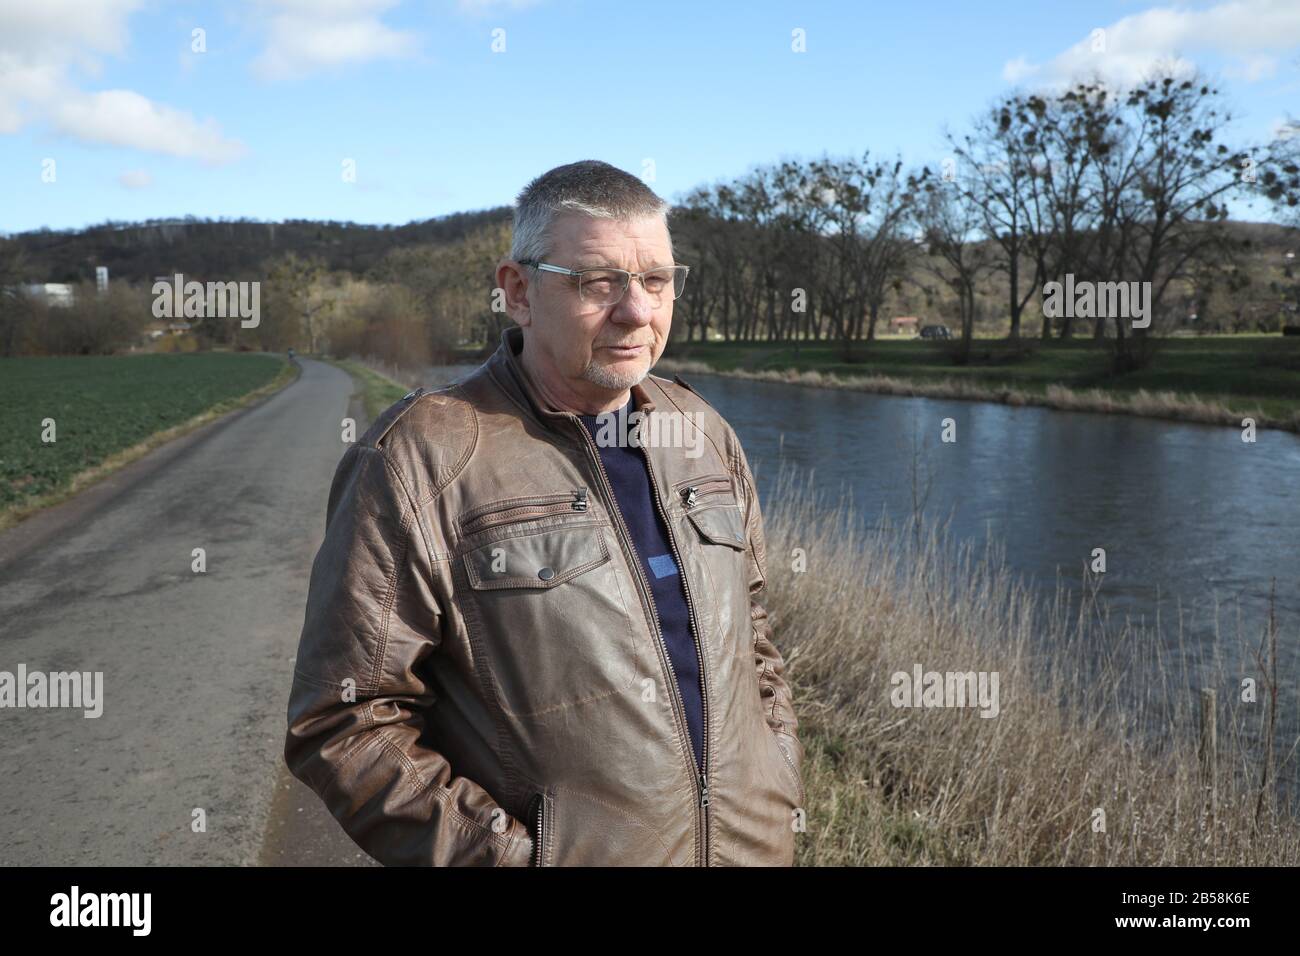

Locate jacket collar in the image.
[487,325,658,436]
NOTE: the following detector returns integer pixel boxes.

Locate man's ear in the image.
[496,260,533,327]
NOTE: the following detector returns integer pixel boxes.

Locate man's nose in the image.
[610,276,655,324]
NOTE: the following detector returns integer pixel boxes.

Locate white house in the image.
[21,283,75,307]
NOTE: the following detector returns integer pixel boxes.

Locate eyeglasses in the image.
[518,259,690,307]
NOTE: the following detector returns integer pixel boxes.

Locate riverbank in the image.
[655,336,1300,433]
[0,352,297,531]
[762,464,1298,865]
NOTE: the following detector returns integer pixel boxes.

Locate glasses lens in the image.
[670,266,688,299]
[633,267,689,303]
[640,268,675,299]
[578,270,626,305]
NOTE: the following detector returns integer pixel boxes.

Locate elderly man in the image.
[285,160,804,866]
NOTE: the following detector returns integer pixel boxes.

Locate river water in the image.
[685,372,1300,631]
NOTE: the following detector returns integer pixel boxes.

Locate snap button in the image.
[537,566,555,581]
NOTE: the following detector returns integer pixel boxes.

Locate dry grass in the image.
[760,465,1300,865]
[657,358,1300,433]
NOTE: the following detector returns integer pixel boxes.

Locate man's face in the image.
[506,212,675,408]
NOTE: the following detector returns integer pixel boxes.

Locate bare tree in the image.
[947,98,1046,340]
[914,169,996,363]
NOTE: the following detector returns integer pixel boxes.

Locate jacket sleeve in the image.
[729,430,805,785]
[284,442,534,866]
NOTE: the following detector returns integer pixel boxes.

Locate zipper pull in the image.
[572,487,588,511]
[699,772,710,807]
[682,486,698,509]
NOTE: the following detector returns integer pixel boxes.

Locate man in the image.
[284,160,804,866]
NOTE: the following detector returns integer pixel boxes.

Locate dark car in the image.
[919,325,952,339]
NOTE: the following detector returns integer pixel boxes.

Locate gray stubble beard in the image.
[581,354,651,391]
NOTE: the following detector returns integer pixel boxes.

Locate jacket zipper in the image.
[526,791,546,867]
[571,418,709,866]
[641,440,712,867]
[776,738,806,806]
[674,475,733,510]
[461,489,588,536]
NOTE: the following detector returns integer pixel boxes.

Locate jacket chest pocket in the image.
[458,522,641,717]
[679,499,751,656]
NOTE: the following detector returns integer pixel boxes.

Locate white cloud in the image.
[56,91,246,163]
[1002,0,1300,90]
[249,0,419,80]
[0,0,246,163]
[118,169,153,189]
[1001,56,1036,85]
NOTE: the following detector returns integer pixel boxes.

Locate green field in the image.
[662,335,1300,422]
[0,352,291,520]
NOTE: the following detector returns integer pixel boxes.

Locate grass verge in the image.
[321,356,411,421]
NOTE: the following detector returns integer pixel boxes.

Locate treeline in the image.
[669,71,1300,369]
[0,220,513,360]
[7,208,511,283]
[3,69,1298,369]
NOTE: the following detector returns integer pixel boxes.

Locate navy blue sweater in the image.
[577,396,704,773]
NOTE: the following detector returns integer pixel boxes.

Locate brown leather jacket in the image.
[284,325,804,865]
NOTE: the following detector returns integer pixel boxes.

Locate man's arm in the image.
[285,442,533,866]
[729,431,804,781]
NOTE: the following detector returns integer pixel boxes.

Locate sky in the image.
[1,0,1299,235]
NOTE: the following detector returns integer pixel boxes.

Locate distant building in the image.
[22,283,75,308]
[96,266,109,293]
[889,316,920,334]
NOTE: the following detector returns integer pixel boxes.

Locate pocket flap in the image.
[685,504,747,550]
[464,525,611,589]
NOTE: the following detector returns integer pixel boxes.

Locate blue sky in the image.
[2,0,1298,234]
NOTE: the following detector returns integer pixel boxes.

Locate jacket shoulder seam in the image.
[425,382,478,504]
[368,385,479,509]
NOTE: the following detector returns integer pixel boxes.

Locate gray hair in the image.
[509,160,672,264]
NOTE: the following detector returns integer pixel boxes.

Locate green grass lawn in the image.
[663,335,1300,420]
[0,352,290,518]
